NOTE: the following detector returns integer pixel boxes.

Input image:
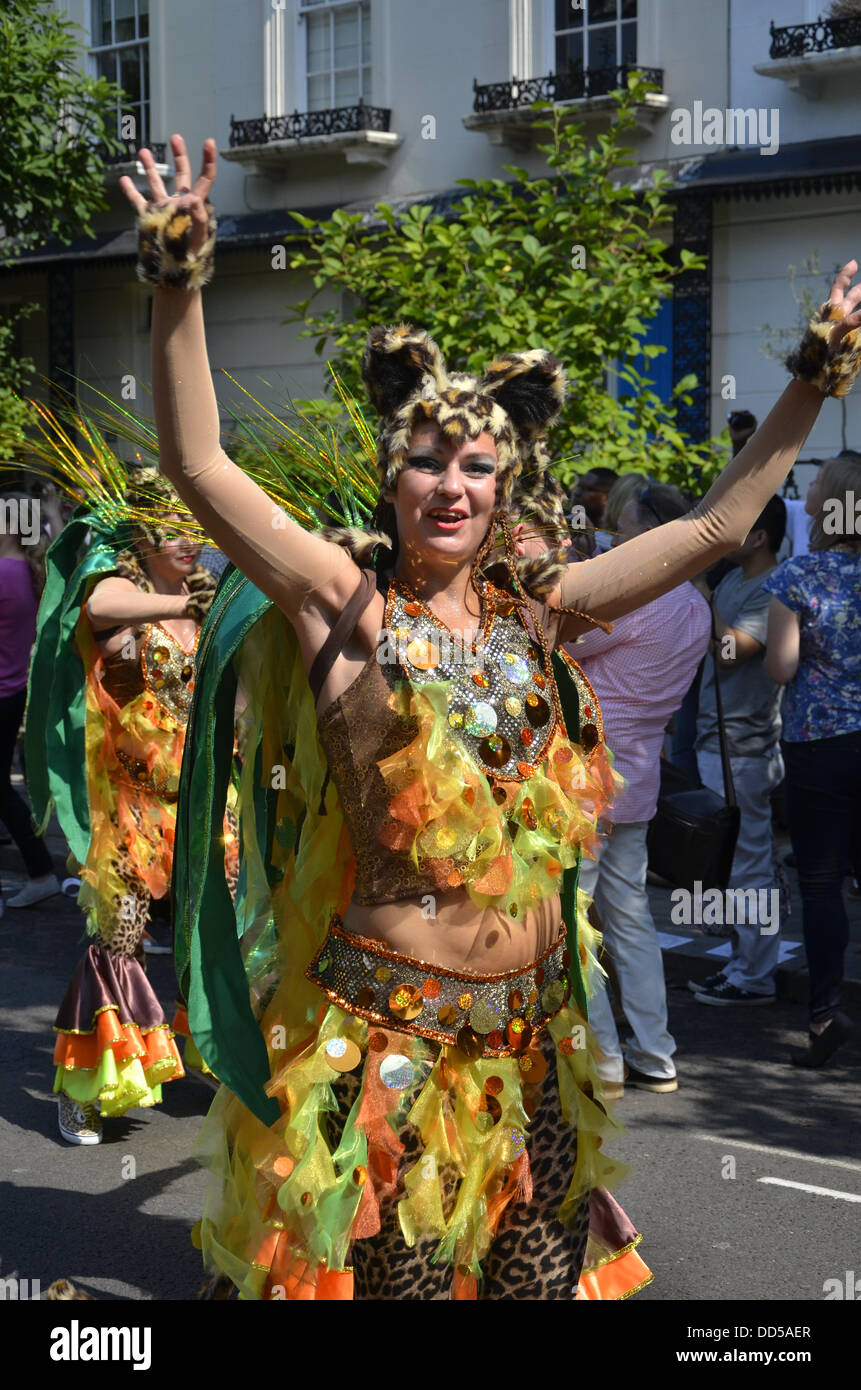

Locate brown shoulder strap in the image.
[308,567,378,704]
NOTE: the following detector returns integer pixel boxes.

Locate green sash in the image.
[172,567,281,1126]
[25,508,131,864]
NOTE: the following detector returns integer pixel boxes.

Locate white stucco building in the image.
[4,0,861,478]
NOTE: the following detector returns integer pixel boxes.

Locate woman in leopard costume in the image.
[24,463,230,1146]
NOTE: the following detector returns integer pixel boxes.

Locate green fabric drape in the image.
[25,507,131,864]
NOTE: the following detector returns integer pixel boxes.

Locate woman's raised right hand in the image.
[119,133,217,258]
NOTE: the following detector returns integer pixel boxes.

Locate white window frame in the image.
[542,0,637,77]
[296,0,372,113]
[88,0,152,147]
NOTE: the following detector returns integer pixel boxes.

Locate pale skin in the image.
[120,135,861,973]
[86,519,201,658]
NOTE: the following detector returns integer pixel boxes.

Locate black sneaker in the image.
[687,969,727,995]
[694,979,775,1006]
[624,1065,678,1093]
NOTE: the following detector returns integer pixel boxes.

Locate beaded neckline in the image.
[384,577,561,789]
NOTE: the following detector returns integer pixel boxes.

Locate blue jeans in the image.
[783,730,861,1023]
[579,822,677,1081]
[697,745,784,995]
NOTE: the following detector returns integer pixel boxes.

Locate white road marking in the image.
[656,932,694,950]
[694,1133,861,1174]
[757,1176,861,1203]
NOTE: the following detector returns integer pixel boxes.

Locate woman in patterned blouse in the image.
[764,453,861,1067]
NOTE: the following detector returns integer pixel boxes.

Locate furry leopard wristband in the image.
[785,300,861,399]
[136,199,217,290]
[183,567,218,623]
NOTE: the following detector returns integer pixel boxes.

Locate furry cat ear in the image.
[361,325,448,416]
[479,351,566,439]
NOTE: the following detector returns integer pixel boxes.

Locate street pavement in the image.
[1,820,859,1303]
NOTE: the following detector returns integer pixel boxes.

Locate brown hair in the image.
[809,452,861,552]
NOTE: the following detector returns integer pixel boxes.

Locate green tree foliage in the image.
[0,0,123,436]
[286,76,722,493]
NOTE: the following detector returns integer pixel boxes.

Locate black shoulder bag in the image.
[646,610,741,893]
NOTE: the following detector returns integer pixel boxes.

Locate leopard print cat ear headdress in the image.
[323,324,572,595]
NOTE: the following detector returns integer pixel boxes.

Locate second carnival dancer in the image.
[22,460,233,1144]
[123,136,861,1299]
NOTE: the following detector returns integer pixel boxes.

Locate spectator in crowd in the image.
[567,467,618,558]
[666,417,759,778]
[691,496,787,1006]
[764,453,861,1067]
[564,484,712,1096]
[0,491,59,906]
[597,472,649,551]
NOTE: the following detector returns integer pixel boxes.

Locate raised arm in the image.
[86,575,191,629]
[120,137,356,619]
[555,262,861,642]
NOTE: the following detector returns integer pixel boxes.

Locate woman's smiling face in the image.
[389,420,499,567]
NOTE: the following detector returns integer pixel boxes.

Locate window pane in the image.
[94,0,112,46]
[621,0,636,17]
[555,31,583,73]
[119,46,142,104]
[361,1,371,62]
[95,50,116,82]
[361,64,371,101]
[307,72,330,111]
[589,26,617,69]
[139,0,149,39]
[140,98,150,145]
[115,0,136,43]
[621,21,636,63]
[334,9,359,69]
[334,69,360,106]
[306,13,330,74]
[556,0,583,28]
[588,0,616,21]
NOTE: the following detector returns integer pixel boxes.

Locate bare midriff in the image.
[340,890,563,974]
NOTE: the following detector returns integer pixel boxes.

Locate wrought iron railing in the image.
[96,141,167,165]
[229,101,391,147]
[472,65,663,113]
[769,15,861,58]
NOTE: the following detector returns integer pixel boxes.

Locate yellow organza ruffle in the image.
[375,681,620,917]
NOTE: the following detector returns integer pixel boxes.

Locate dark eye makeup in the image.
[407,455,495,474]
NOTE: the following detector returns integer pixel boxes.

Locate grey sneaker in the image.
[57,1095,102,1145]
[7,873,60,908]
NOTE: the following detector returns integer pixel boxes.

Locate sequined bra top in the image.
[99,622,199,725]
[315,573,610,915]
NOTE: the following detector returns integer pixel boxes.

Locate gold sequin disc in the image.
[388,983,424,1021]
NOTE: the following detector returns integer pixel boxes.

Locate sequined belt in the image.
[115,748,179,801]
[306,917,571,1059]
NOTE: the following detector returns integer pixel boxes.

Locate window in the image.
[553,0,636,78]
[90,0,151,148]
[300,0,371,112]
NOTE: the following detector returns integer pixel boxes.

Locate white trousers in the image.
[579,822,677,1082]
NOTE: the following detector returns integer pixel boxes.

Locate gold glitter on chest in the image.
[384,581,561,781]
[141,622,199,722]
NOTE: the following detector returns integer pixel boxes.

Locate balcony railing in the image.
[229,101,391,147]
[96,141,167,165]
[472,65,663,113]
[769,16,861,59]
